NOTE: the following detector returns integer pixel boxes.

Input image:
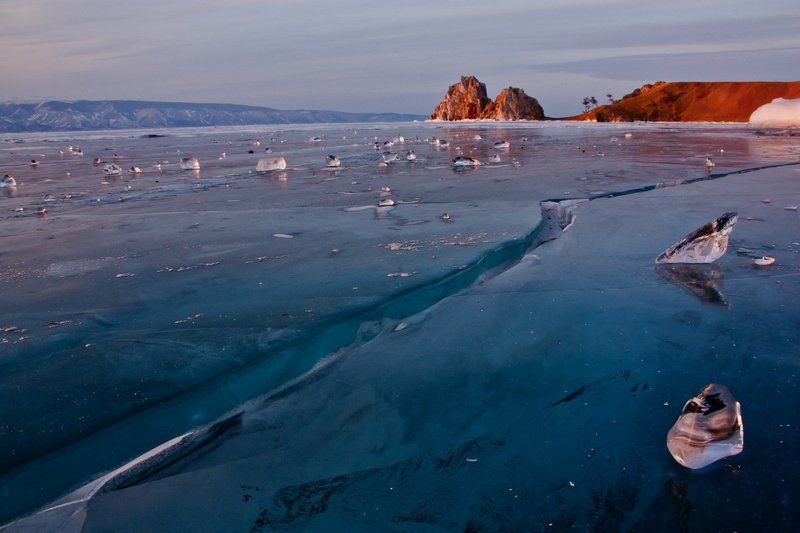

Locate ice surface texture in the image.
[655,212,737,264]
[749,98,800,129]
[667,384,744,469]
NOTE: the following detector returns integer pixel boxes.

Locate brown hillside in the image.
[572,81,800,122]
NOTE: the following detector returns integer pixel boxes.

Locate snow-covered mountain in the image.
[0,100,423,132]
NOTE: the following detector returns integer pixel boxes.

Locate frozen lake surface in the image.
[2,122,800,530]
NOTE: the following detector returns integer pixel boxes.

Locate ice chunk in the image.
[103,164,122,176]
[256,157,287,172]
[667,383,743,469]
[179,157,200,170]
[655,212,737,264]
[382,152,400,163]
[494,140,510,149]
[1,174,16,187]
[406,150,417,161]
[453,156,482,168]
[749,98,800,129]
[325,155,341,168]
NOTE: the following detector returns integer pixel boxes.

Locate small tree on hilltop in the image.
[582,97,591,112]
[589,96,598,108]
[606,93,614,104]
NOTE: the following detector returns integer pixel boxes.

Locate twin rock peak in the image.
[430,75,545,121]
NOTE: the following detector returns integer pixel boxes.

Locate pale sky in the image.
[2,0,799,116]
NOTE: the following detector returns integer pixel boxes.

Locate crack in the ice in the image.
[5,160,799,527]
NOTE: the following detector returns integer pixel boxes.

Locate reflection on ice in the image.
[655,263,728,307]
[667,383,744,469]
[655,212,737,264]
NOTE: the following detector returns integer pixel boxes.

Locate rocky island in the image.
[430,76,544,121]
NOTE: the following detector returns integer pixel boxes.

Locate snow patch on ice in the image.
[749,98,800,129]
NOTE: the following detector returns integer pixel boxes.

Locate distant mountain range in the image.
[0,100,424,132]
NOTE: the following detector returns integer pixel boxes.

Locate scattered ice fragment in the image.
[129,166,142,174]
[472,134,482,140]
[219,152,226,160]
[493,140,510,149]
[378,198,396,207]
[569,481,575,487]
[466,458,478,463]
[180,157,200,170]
[453,156,482,168]
[441,212,451,220]
[753,256,775,266]
[624,133,633,139]
[103,164,122,176]
[93,157,103,165]
[29,159,39,167]
[382,152,400,163]
[406,150,417,161]
[1,175,16,187]
[749,97,800,128]
[667,383,744,469]
[256,157,287,172]
[373,142,381,150]
[761,198,771,204]
[387,272,414,278]
[115,272,135,278]
[784,205,799,211]
[488,154,501,163]
[272,233,294,239]
[655,212,737,264]
[309,136,322,143]
[380,186,391,193]
[325,155,341,168]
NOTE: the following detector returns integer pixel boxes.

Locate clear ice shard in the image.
[256,157,287,172]
[655,212,737,264]
[667,383,744,469]
[180,157,200,170]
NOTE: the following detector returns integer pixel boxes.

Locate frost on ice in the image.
[655,212,737,264]
[749,98,800,129]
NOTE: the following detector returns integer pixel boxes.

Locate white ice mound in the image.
[256,156,287,172]
[655,212,737,264]
[667,383,743,469]
[749,98,800,128]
